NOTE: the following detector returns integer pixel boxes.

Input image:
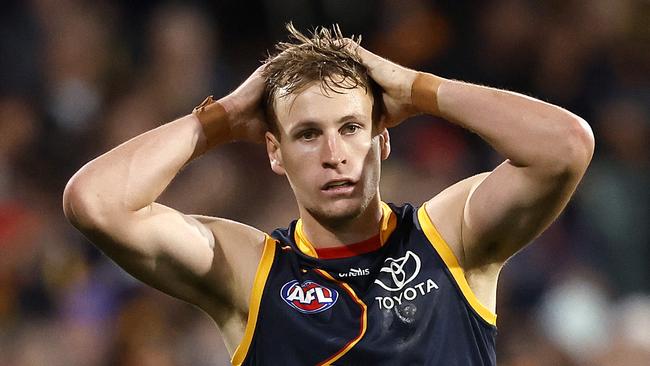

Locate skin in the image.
[266,82,390,246]
[63,41,594,358]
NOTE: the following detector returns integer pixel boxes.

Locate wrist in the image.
[411,72,446,116]
[192,95,234,147]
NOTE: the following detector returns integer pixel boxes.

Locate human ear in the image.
[379,129,391,160]
[266,131,286,175]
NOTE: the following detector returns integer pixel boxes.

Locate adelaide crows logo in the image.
[280,280,338,314]
[374,250,421,292]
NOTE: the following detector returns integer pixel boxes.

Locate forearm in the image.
[412,73,594,173]
[64,99,231,221]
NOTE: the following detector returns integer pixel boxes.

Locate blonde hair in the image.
[262,23,381,136]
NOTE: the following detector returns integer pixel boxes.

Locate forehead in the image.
[274,82,373,131]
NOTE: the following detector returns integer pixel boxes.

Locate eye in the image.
[341,123,361,135]
[298,129,319,141]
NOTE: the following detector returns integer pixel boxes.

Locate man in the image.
[63,24,594,365]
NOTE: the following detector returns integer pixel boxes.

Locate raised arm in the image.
[62,67,268,319]
[353,43,594,269]
[415,74,594,266]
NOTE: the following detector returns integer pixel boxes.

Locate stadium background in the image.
[1,0,648,364]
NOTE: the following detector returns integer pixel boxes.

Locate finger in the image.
[252,63,268,76]
[355,45,402,80]
[231,66,266,101]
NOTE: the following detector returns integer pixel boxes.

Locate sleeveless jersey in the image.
[231,202,497,365]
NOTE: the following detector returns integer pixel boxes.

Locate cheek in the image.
[348,134,375,162]
[281,148,318,186]
[360,139,383,181]
[365,137,382,165]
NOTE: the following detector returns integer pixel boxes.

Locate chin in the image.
[306,198,368,228]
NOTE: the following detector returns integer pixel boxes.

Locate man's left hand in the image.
[348,41,419,128]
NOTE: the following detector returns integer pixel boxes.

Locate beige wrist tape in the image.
[192,95,232,146]
[411,73,444,116]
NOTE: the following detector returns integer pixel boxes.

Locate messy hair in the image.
[262,23,382,136]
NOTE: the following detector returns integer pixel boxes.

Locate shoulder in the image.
[191,215,270,272]
[423,173,490,267]
[190,215,271,311]
[192,215,267,249]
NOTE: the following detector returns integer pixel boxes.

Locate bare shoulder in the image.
[191,215,267,249]
[190,215,270,311]
[424,172,500,313]
[424,173,490,268]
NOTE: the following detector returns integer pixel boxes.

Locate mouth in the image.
[321,179,357,191]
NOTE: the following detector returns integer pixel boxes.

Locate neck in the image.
[298,194,383,249]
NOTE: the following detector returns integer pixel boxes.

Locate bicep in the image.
[82,203,251,307]
[462,160,582,266]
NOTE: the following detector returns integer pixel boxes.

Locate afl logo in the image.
[280,280,338,314]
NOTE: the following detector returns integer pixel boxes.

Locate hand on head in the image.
[344,40,420,129]
[217,25,426,145]
[219,65,268,143]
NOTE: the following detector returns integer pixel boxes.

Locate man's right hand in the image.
[218,65,268,143]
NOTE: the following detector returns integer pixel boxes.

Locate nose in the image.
[321,134,346,169]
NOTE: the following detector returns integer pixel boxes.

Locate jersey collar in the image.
[294,201,397,259]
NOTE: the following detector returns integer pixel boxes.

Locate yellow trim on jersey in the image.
[295,219,319,258]
[315,269,368,366]
[417,205,498,326]
[379,201,397,246]
[231,234,277,365]
[294,201,397,258]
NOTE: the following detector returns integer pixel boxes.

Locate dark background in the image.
[1,0,648,364]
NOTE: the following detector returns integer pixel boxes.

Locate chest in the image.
[273,236,459,331]
[253,234,479,363]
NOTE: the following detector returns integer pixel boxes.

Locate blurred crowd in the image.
[1,0,649,365]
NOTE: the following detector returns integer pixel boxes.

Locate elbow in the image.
[63,174,96,229]
[552,115,595,176]
[62,172,115,231]
[567,115,595,169]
